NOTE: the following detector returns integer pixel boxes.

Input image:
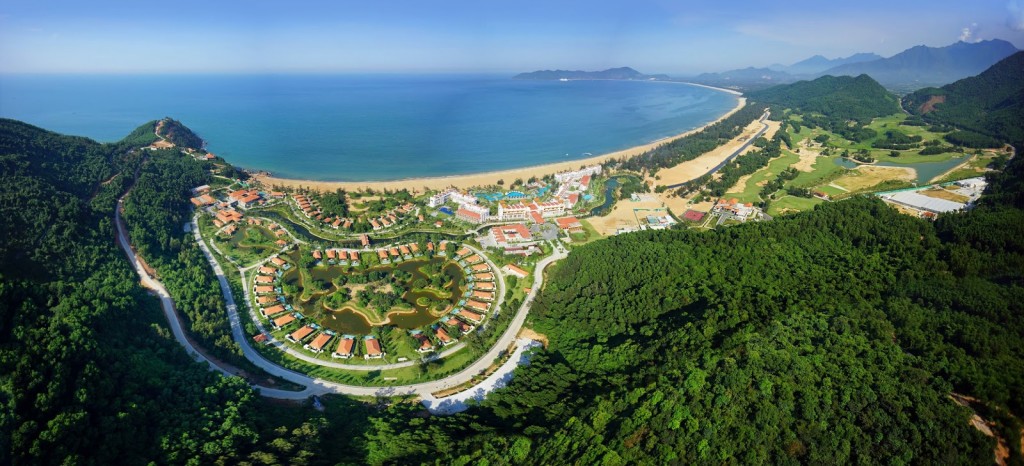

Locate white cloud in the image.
[959,22,981,42]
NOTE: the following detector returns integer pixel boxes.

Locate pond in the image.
[589,176,622,216]
[281,257,466,335]
[834,156,967,185]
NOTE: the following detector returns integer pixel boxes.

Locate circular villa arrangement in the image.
[250,240,500,364]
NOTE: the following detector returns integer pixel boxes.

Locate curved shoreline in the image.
[254,96,747,192]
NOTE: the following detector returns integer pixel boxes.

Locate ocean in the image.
[0,74,738,181]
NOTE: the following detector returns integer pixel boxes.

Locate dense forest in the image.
[0,119,368,465]
[361,159,1024,465]
[905,51,1024,147]
[749,74,900,135]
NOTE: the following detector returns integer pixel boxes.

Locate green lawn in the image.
[724,149,801,203]
[790,155,847,189]
[768,195,824,217]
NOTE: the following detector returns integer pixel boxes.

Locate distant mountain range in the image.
[690,39,1018,92]
[780,52,883,75]
[822,39,1018,91]
[513,67,670,81]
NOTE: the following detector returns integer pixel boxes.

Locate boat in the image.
[559,78,569,82]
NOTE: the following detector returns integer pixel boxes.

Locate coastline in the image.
[254,96,747,193]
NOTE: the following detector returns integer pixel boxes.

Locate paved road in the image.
[115,195,237,380]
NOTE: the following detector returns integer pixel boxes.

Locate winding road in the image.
[115,181,565,400]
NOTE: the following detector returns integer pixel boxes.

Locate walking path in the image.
[116,174,564,400]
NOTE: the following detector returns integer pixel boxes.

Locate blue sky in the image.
[2,0,1022,74]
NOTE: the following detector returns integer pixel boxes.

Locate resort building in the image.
[254,285,275,294]
[305,333,332,353]
[412,331,434,353]
[474,281,495,291]
[364,336,385,359]
[446,316,474,334]
[489,223,533,247]
[287,325,315,343]
[257,295,278,306]
[497,201,531,221]
[333,336,356,359]
[255,275,274,284]
[466,299,489,312]
[473,272,494,282]
[261,304,286,318]
[554,164,602,184]
[503,264,529,279]
[215,209,244,225]
[434,327,455,346]
[472,290,495,301]
[228,189,262,209]
[459,308,484,323]
[456,203,489,224]
[191,185,211,195]
[190,194,216,207]
[272,314,296,329]
[713,198,761,222]
[471,263,490,273]
[270,256,286,267]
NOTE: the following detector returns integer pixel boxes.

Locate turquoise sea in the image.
[0,74,738,181]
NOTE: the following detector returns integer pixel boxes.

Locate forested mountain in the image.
[513,67,669,81]
[820,39,1018,91]
[157,117,204,149]
[749,74,899,128]
[905,51,1024,148]
[0,119,363,465]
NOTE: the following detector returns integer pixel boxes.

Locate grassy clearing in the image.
[919,187,970,203]
[832,166,916,193]
[767,195,824,217]
[790,156,847,189]
[725,149,801,203]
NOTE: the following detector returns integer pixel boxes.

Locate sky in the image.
[1,0,1023,75]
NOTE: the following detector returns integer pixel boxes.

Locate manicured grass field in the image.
[724,149,801,203]
[767,195,824,217]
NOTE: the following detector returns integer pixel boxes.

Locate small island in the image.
[513,66,670,81]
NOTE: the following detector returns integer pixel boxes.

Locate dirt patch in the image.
[919,95,946,114]
[833,165,915,192]
[518,327,549,348]
[919,187,969,203]
[950,393,1012,466]
[589,198,666,236]
[793,145,821,172]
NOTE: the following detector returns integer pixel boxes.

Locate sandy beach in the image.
[253,96,747,193]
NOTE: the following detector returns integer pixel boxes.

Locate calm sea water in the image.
[0,74,737,181]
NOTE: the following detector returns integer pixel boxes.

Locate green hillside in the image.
[749,74,900,127]
[905,51,1024,147]
[158,117,205,150]
[0,120,366,465]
